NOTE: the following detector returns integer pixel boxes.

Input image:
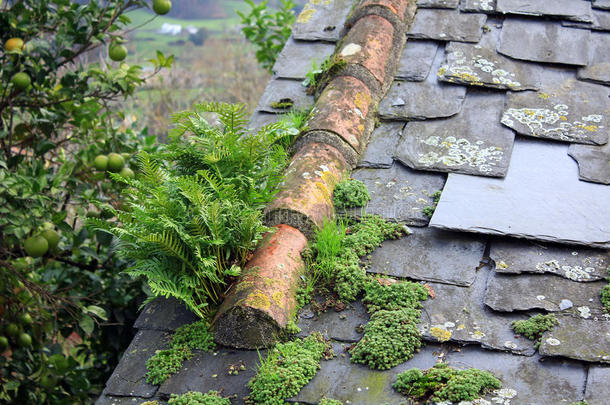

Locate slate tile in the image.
[272,38,335,80]
[419,270,536,355]
[103,330,168,398]
[291,343,440,405]
[297,299,369,343]
[501,79,609,145]
[484,271,607,316]
[348,162,447,225]
[357,122,403,168]
[255,79,313,113]
[578,32,610,85]
[460,0,497,13]
[395,40,438,82]
[247,111,281,134]
[158,348,261,403]
[437,22,540,91]
[498,18,590,66]
[593,0,610,11]
[367,226,485,287]
[539,315,610,363]
[489,238,609,282]
[496,0,594,22]
[569,141,610,185]
[416,0,458,9]
[407,9,487,43]
[395,90,515,177]
[563,9,610,31]
[445,346,587,404]
[379,45,467,120]
[584,366,610,404]
[96,395,166,405]
[134,297,198,332]
[292,0,352,42]
[430,138,610,249]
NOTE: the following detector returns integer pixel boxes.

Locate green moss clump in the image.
[570,401,589,405]
[350,308,423,370]
[342,215,405,257]
[393,363,501,402]
[319,398,342,405]
[270,100,294,109]
[512,314,558,348]
[168,390,231,405]
[248,333,332,405]
[333,178,371,209]
[601,267,610,313]
[146,320,215,385]
[422,190,442,218]
[362,279,429,313]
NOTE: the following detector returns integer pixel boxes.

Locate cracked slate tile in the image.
[103,329,168,398]
[158,348,261,403]
[407,9,487,43]
[297,299,368,343]
[584,366,610,404]
[496,0,594,22]
[379,45,466,120]
[395,40,438,82]
[460,0,497,13]
[367,226,485,287]
[562,8,610,31]
[498,18,590,66]
[501,79,609,145]
[539,315,610,363]
[134,297,198,331]
[445,346,587,404]
[256,79,313,113]
[484,271,607,316]
[348,162,447,225]
[489,238,609,282]
[568,141,610,185]
[291,343,439,405]
[430,138,610,248]
[593,0,610,11]
[357,122,403,168]
[416,0,458,9]
[272,38,335,80]
[578,32,610,85]
[419,269,536,355]
[395,90,514,177]
[291,0,352,42]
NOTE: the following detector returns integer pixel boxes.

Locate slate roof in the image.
[98,1,610,404]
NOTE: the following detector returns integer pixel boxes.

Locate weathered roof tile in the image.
[407,9,487,42]
[272,38,335,80]
[585,366,610,403]
[256,78,313,113]
[568,141,610,185]
[562,8,610,31]
[496,0,594,23]
[357,121,403,168]
[395,39,438,81]
[417,0,459,9]
[292,0,353,42]
[460,0,497,14]
[593,0,610,10]
[577,32,610,85]
[539,316,610,363]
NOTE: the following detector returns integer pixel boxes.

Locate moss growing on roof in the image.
[333,178,371,209]
[512,314,559,349]
[168,390,231,405]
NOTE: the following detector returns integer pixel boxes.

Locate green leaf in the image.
[85,305,108,321]
[79,314,95,336]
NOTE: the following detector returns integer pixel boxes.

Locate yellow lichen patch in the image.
[354,91,371,111]
[246,292,271,310]
[357,124,364,132]
[262,277,278,287]
[234,280,255,293]
[584,125,598,131]
[297,5,316,23]
[437,66,447,76]
[496,261,509,269]
[430,327,452,342]
[538,92,550,99]
[272,291,285,307]
[311,0,332,5]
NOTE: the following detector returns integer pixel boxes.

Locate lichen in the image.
[417,135,504,174]
[247,291,271,310]
[439,49,523,89]
[430,327,452,342]
[511,314,559,349]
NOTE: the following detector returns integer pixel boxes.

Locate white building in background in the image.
[157,23,182,35]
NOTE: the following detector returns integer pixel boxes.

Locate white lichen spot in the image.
[504,341,518,349]
[319,164,329,172]
[314,170,323,177]
[536,295,546,301]
[480,0,494,11]
[302,172,312,179]
[473,399,492,405]
[470,330,486,340]
[562,265,593,281]
[417,135,504,173]
[546,337,561,346]
[385,181,396,188]
[496,260,509,269]
[571,251,579,256]
[340,43,361,57]
[440,50,522,88]
[577,306,591,319]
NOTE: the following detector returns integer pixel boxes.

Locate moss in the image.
[570,401,589,405]
[270,99,294,110]
[362,279,429,313]
[146,320,215,385]
[393,363,501,403]
[319,398,342,405]
[422,190,442,218]
[512,314,559,349]
[168,390,231,405]
[333,178,370,209]
[601,267,610,313]
[247,333,333,405]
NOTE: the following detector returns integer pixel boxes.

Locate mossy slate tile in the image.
[498,18,590,65]
[103,329,169,398]
[484,271,607,316]
[297,299,369,342]
[349,162,446,225]
[357,122,403,168]
[291,0,353,42]
[584,366,610,404]
[539,315,610,363]
[367,226,485,287]
[407,9,487,43]
[272,38,335,80]
[569,141,610,185]
[134,297,198,331]
[255,78,313,113]
[395,40,438,82]
[489,238,609,282]
[496,0,594,22]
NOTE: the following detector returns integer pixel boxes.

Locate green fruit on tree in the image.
[5,37,24,52]
[18,332,32,347]
[93,154,109,171]
[40,374,57,389]
[24,235,49,257]
[119,167,135,179]
[0,336,8,351]
[6,323,20,337]
[18,313,33,326]
[153,0,172,15]
[11,72,31,91]
[41,229,60,250]
[109,44,127,62]
[107,152,125,172]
